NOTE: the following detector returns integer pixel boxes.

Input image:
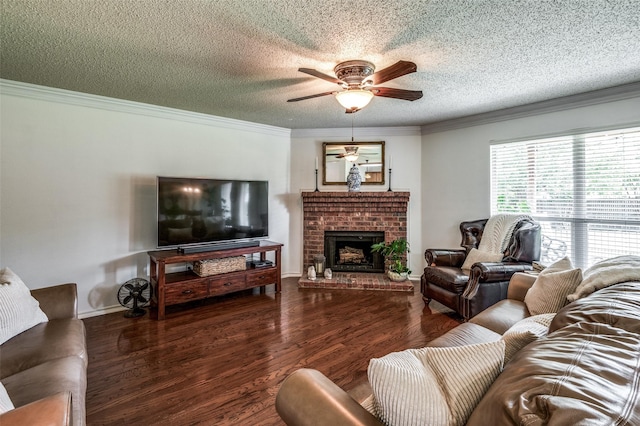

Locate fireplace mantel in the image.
[301,191,410,270]
[301,191,410,209]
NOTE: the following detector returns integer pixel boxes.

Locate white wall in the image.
[421,95,640,255]
[0,81,291,317]
[290,127,423,276]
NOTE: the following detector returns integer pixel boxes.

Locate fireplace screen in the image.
[324,231,385,273]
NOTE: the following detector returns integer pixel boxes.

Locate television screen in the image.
[157,177,269,248]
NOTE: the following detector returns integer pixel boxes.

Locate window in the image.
[491,126,640,268]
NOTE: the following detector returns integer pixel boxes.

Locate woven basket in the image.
[193,256,246,277]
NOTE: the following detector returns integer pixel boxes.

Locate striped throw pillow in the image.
[524,264,582,315]
[359,394,379,418]
[368,340,505,426]
[0,267,48,345]
[501,313,555,363]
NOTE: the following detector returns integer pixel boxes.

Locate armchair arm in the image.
[460,262,534,320]
[0,392,72,426]
[506,272,538,302]
[469,262,533,286]
[424,249,467,267]
[30,283,78,320]
[276,369,382,426]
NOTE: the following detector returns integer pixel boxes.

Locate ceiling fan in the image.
[329,146,359,160]
[287,60,423,113]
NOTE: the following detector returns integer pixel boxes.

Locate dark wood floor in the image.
[84,277,462,425]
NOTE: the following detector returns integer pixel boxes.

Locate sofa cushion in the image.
[501,313,554,363]
[368,340,505,426]
[2,356,87,425]
[550,281,640,334]
[0,382,14,413]
[467,321,640,425]
[0,268,49,345]
[470,299,530,335]
[0,319,87,379]
[524,257,582,315]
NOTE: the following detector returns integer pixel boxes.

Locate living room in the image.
[2,79,639,318]
[1,1,640,425]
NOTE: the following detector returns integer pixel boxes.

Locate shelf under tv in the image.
[148,240,283,320]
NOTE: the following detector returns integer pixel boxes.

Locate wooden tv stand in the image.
[148,240,283,320]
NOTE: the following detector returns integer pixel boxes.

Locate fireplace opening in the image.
[324,231,385,273]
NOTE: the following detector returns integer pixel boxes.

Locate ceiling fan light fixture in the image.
[343,146,359,162]
[335,89,374,112]
[344,153,359,162]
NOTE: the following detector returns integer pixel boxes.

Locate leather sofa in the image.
[276,273,640,425]
[0,283,87,426]
[421,218,541,320]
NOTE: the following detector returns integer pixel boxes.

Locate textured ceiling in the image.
[2,0,640,129]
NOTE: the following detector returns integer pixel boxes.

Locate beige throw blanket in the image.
[477,214,533,254]
[567,255,640,301]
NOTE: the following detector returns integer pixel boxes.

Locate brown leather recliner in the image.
[421,218,541,320]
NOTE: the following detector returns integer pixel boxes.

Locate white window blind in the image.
[491,126,640,268]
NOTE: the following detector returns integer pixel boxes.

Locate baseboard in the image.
[79,305,127,319]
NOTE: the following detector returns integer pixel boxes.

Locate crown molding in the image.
[291,126,421,138]
[5,78,636,139]
[0,79,291,138]
[420,81,640,134]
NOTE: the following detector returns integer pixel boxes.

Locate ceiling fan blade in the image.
[298,68,343,85]
[367,61,417,85]
[371,87,423,101]
[287,91,336,102]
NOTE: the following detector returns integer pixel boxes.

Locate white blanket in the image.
[478,214,532,254]
[567,255,640,301]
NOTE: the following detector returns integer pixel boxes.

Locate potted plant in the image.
[371,238,411,282]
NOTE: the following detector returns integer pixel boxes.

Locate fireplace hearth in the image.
[325,231,384,273]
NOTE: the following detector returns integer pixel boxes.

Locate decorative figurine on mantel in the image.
[347,164,362,192]
[324,268,332,279]
[307,265,316,280]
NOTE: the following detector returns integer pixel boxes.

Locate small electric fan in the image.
[117,278,151,318]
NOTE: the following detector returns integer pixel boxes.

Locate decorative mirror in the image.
[322,141,385,185]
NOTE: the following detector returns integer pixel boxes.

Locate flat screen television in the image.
[156,176,269,249]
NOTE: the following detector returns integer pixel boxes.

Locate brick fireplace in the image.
[301,191,410,273]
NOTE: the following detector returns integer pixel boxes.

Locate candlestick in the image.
[389,155,393,169]
[388,167,392,192]
[314,159,319,192]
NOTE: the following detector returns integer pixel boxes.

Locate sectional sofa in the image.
[0,283,87,426]
[276,271,640,425]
